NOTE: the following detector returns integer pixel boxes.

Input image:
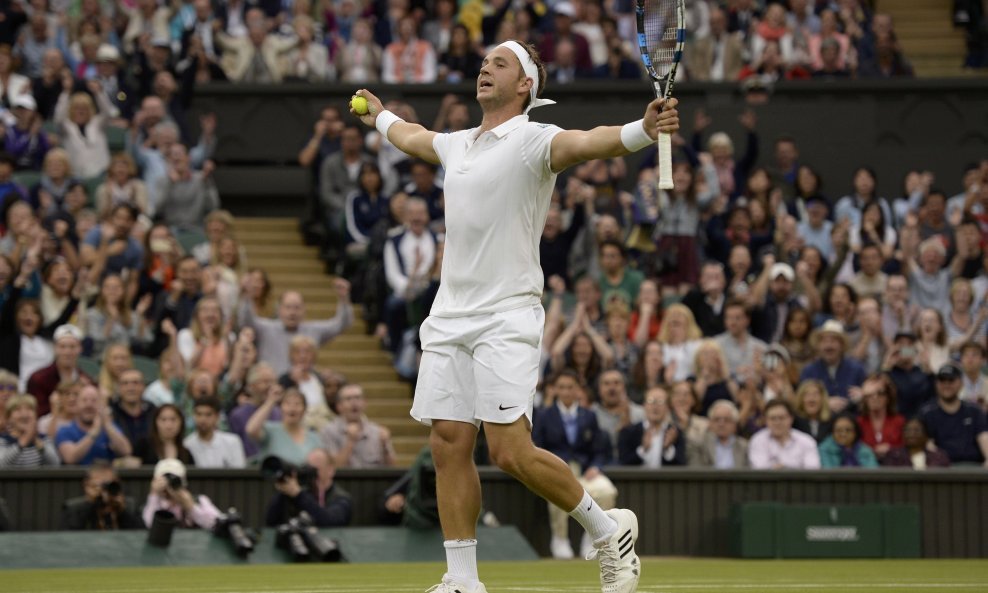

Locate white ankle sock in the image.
[568,491,618,543]
[444,539,480,589]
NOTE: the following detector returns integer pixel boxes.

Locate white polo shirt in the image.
[430,115,563,317]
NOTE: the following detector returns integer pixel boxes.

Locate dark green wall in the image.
[3,468,986,558]
[196,80,988,204]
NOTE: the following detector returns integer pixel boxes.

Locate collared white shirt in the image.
[383,228,436,298]
[748,428,821,469]
[19,335,53,392]
[430,115,562,317]
[183,430,246,468]
[961,372,988,406]
[636,419,677,468]
[714,436,737,469]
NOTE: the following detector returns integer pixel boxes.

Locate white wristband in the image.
[620,119,652,152]
[375,110,403,140]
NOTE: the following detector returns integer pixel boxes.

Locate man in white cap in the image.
[351,39,679,593]
[799,319,867,413]
[94,44,132,120]
[26,325,92,417]
[5,93,51,170]
[749,258,813,343]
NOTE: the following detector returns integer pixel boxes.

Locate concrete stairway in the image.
[236,217,428,467]
[877,0,974,77]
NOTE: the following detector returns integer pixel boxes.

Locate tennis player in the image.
[351,40,679,593]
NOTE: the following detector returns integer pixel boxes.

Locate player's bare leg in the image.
[485,418,641,593]
[429,420,486,593]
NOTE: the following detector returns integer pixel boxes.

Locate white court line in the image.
[11,584,987,593]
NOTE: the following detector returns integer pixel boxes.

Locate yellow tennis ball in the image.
[351,96,368,115]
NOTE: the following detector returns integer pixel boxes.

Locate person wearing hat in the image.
[5,93,52,170]
[798,319,867,412]
[918,363,988,467]
[537,1,593,73]
[749,256,813,344]
[882,330,935,419]
[93,44,134,120]
[142,458,222,529]
[25,324,92,417]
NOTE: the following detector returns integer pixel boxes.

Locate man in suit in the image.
[681,261,727,337]
[618,386,686,467]
[687,400,749,468]
[533,370,616,560]
[688,7,745,82]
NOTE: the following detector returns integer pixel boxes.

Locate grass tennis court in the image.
[5,558,988,593]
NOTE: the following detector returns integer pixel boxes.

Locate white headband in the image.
[497,40,556,114]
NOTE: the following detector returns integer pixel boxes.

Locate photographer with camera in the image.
[60,461,144,530]
[142,458,221,530]
[264,448,352,528]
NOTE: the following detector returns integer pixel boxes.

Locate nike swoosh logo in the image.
[586,503,592,511]
[498,404,519,411]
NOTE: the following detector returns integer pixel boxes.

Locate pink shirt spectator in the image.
[142,493,222,530]
[748,428,822,469]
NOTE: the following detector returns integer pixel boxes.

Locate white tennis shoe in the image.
[586,508,641,593]
[551,535,575,559]
[425,576,488,593]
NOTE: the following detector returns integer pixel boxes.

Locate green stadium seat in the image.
[132,355,159,384]
[77,356,101,380]
[13,170,41,191]
[81,174,105,208]
[106,126,128,153]
[175,228,207,254]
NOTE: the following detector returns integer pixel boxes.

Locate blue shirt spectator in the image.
[799,320,867,402]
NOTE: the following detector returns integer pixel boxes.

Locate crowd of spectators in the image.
[0,0,985,541]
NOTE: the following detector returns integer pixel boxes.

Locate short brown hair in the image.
[515,41,547,111]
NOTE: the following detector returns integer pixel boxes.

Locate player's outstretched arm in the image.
[549,98,679,173]
[351,89,440,165]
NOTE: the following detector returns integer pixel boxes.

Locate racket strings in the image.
[643,0,679,77]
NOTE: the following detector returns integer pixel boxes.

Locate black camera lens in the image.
[101,481,122,496]
[164,473,183,490]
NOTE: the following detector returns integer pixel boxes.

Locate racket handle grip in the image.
[658,131,674,190]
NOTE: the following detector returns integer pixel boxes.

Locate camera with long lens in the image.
[213,508,257,558]
[275,512,342,563]
[163,473,184,490]
[276,521,310,562]
[101,480,122,497]
[261,456,317,489]
[294,511,342,562]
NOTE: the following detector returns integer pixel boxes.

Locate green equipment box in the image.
[732,503,921,559]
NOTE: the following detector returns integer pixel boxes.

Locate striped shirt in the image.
[0,434,61,468]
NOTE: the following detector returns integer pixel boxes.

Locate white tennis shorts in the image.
[410,304,544,428]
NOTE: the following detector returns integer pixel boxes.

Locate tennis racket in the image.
[636,0,685,190]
